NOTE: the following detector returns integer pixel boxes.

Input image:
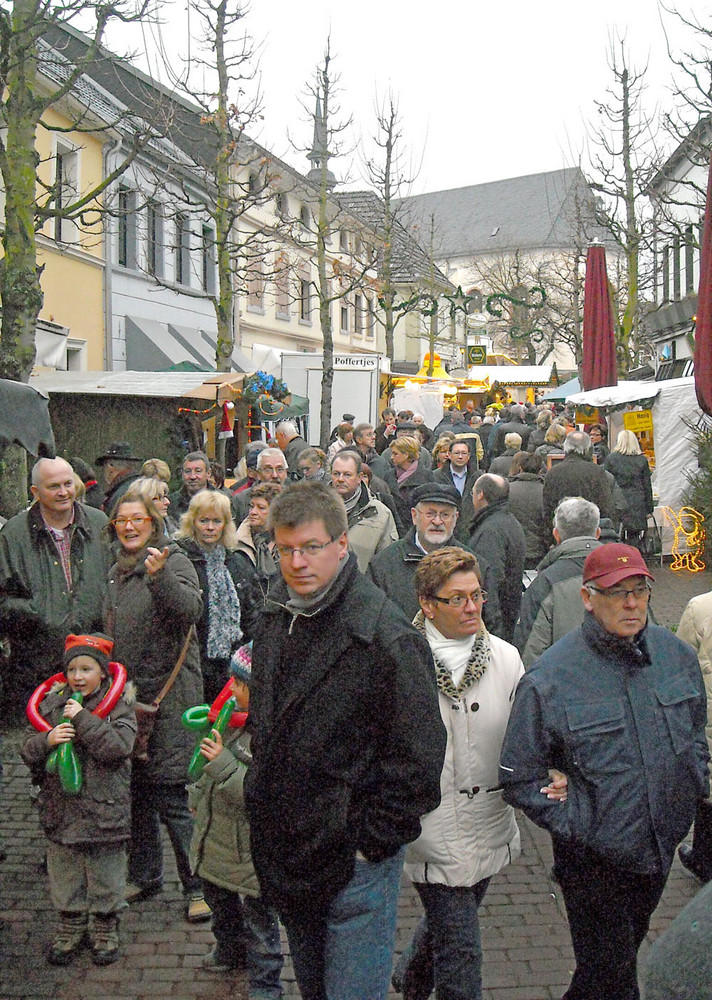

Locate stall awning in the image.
[125,316,250,373]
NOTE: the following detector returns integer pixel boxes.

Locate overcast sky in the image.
[107,0,701,195]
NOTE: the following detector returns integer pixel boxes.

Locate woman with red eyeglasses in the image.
[104,485,209,923]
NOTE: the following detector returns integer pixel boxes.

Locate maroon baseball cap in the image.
[582,543,654,589]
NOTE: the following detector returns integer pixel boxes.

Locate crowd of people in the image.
[0,399,710,1000]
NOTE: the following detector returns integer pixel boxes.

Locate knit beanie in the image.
[63,633,114,674]
[228,641,252,687]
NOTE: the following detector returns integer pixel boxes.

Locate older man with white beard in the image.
[368,483,503,636]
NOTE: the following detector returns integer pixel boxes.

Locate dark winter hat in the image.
[95,441,142,466]
[410,483,462,510]
[63,633,114,673]
[582,543,654,589]
[342,413,356,423]
[69,456,97,483]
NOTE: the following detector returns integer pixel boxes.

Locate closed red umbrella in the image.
[582,242,617,391]
[694,155,712,415]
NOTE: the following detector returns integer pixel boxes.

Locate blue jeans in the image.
[128,777,201,894]
[202,881,283,998]
[281,849,404,1000]
[394,878,491,1000]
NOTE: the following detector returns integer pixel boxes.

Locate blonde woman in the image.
[175,490,256,702]
[604,429,653,547]
[384,435,434,528]
[132,476,177,536]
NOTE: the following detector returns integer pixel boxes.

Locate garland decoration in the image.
[241,371,289,404]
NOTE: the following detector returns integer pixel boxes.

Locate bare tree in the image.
[586,37,658,370]
[363,92,419,362]
[293,41,377,448]
[0,0,153,515]
[146,0,288,375]
[0,0,152,383]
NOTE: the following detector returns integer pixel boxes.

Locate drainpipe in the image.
[103,138,123,371]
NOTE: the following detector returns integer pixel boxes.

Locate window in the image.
[175,213,191,286]
[117,185,137,269]
[54,144,79,243]
[146,200,163,278]
[662,246,670,303]
[247,257,265,310]
[366,297,375,339]
[685,224,695,296]
[672,235,681,300]
[339,229,349,252]
[275,254,290,319]
[466,288,483,313]
[201,225,216,294]
[298,267,311,322]
[354,294,363,336]
[300,204,311,231]
[341,303,350,333]
[276,192,288,220]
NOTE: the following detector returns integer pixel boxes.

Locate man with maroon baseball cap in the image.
[499,543,709,1000]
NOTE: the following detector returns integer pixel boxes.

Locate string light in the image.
[662,506,706,572]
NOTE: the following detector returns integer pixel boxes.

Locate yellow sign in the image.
[468,345,487,365]
[623,410,653,432]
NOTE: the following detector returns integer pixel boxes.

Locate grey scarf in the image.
[205,545,242,659]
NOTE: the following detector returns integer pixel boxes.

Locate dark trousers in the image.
[553,840,667,1000]
[687,800,712,880]
[128,776,201,894]
[202,881,283,996]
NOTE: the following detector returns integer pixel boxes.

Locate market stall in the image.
[565,377,706,556]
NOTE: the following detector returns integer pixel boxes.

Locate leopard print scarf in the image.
[413,611,490,700]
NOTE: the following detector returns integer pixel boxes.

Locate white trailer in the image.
[280,352,385,445]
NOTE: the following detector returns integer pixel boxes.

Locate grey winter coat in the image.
[104,541,203,784]
[188,730,260,895]
[21,677,137,846]
[513,535,602,667]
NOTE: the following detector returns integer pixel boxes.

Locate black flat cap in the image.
[410,483,461,509]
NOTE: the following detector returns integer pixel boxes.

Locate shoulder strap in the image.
[152,626,195,707]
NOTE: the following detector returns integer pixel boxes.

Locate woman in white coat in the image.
[393,546,523,1000]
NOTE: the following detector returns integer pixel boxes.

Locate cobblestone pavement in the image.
[1,562,710,999]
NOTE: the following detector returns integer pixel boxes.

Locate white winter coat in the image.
[404,633,523,887]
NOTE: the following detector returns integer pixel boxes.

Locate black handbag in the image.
[640,517,662,560]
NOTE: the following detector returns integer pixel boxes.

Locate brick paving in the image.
[1,561,710,999]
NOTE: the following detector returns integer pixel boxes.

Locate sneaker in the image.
[200,948,246,973]
[124,879,163,903]
[90,914,120,966]
[47,912,87,966]
[186,893,212,923]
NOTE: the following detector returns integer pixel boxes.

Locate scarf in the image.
[414,610,490,699]
[205,545,242,659]
[396,460,420,485]
[342,488,361,516]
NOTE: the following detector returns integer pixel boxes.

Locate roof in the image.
[397,167,608,258]
[338,190,453,290]
[29,370,246,401]
[469,365,556,386]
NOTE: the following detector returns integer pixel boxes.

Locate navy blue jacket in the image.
[500,614,709,874]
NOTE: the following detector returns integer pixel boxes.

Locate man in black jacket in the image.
[245,482,445,1000]
[542,431,614,528]
[468,474,526,643]
[368,482,503,636]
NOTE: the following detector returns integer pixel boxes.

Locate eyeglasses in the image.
[418,508,457,521]
[275,538,336,560]
[433,590,487,608]
[112,516,152,528]
[586,583,651,601]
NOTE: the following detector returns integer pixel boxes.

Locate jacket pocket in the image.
[655,679,700,754]
[565,701,631,774]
